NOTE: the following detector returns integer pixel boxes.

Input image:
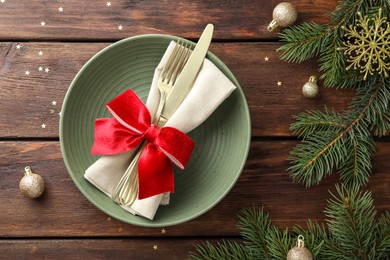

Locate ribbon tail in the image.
[138,143,174,199]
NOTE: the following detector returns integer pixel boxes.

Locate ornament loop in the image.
[297,235,305,248]
[308,75,317,83]
[24,166,32,175]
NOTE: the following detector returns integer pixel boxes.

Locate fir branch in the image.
[324,185,376,259]
[329,0,367,25]
[277,22,329,63]
[293,220,328,258]
[238,207,272,259]
[290,107,346,139]
[289,78,388,188]
[374,211,390,258]
[318,29,356,88]
[189,185,389,259]
[189,241,250,260]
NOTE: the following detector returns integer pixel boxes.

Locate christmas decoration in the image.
[342,9,390,80]
[302,76,319,98]
[286,235,313,260]
[277,0,390,188]
[90,89,194,200]
[19,166,45,199]
[189,185,390,259]
[267,2,298,32]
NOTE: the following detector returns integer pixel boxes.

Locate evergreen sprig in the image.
[189,185,390,259]
[278,0,390,188]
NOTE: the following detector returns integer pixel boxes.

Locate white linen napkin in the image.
[85,41,237,220]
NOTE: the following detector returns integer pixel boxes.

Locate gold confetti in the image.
[45,68,50,73]
[49,109,55,115]
[39,67,43,72]
[41,124,46,129]
[58,7,63,12]
[52,100,57,106]
[106,2,111,7]
[161,229,166,234]
[118,227,123,232]
[25,70,30,75]
[118,25,123,30]
[107,217,112,222]
[41,21,46,26]
[277,81,282,86]
[264,56,269,61]
[153,245,158,250]
[38,51,43,56]
[16,44,22,49]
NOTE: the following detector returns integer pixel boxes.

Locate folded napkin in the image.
[85,41,236,220]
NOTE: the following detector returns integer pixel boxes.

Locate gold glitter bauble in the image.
[287,246,313,260]
[302,75,319,98]
[19,166,45,198]
[287,235,313,260]
[268,2,298,31]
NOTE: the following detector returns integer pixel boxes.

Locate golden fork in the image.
[112,40,191,205]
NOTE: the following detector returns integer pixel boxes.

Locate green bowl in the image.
[60,34,251,227]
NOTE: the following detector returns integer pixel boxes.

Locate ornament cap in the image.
[24,166,33,176]
[297,235,305,247]
[308,75,317,83]
[267,20,278,32]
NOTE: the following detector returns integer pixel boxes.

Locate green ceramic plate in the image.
[60,34,251,227]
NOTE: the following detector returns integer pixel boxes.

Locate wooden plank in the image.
[0,239,225,259]
[0,0,336,41]
[0,42,354,138]
[1,141,389,237]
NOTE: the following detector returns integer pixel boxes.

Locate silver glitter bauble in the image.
[19,166,45,198]
[302,75,319,98]
[267,2,298,31]
[287,235,313,260]
[287,246,313,260]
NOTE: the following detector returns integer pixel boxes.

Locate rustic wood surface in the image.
[0,0,389,258]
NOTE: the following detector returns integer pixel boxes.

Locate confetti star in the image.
[38,67,43,72]
[0,0,5,4]
[161,229,166,234]
[16,44,22,49]
[153,245,158,250]
[25,70,30,75]
[118,25,123,30]
[38,51,43,56]
[58,7,63,12]
[52,100,57,105]
[49,109,55,114]
[264,56,269,61]
[41,124,46,129]
[118,227,123,232]
[45,67,50,73]
[106,2,111,7]
[41,21,46,26]
[277,81,282,86]
[107,217,112,222]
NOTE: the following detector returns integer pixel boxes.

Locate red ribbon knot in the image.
[143,124,160,143]
[91,89,195,199]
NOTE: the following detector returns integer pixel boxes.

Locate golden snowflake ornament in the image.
[342,9,390,80]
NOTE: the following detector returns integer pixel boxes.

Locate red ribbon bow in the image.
[91,89,195,199]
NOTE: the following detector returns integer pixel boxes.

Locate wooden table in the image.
[1,0,389,258]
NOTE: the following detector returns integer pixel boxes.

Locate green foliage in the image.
[189,185,390,259]
[277,22,329,63]
[278,0,390,188]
